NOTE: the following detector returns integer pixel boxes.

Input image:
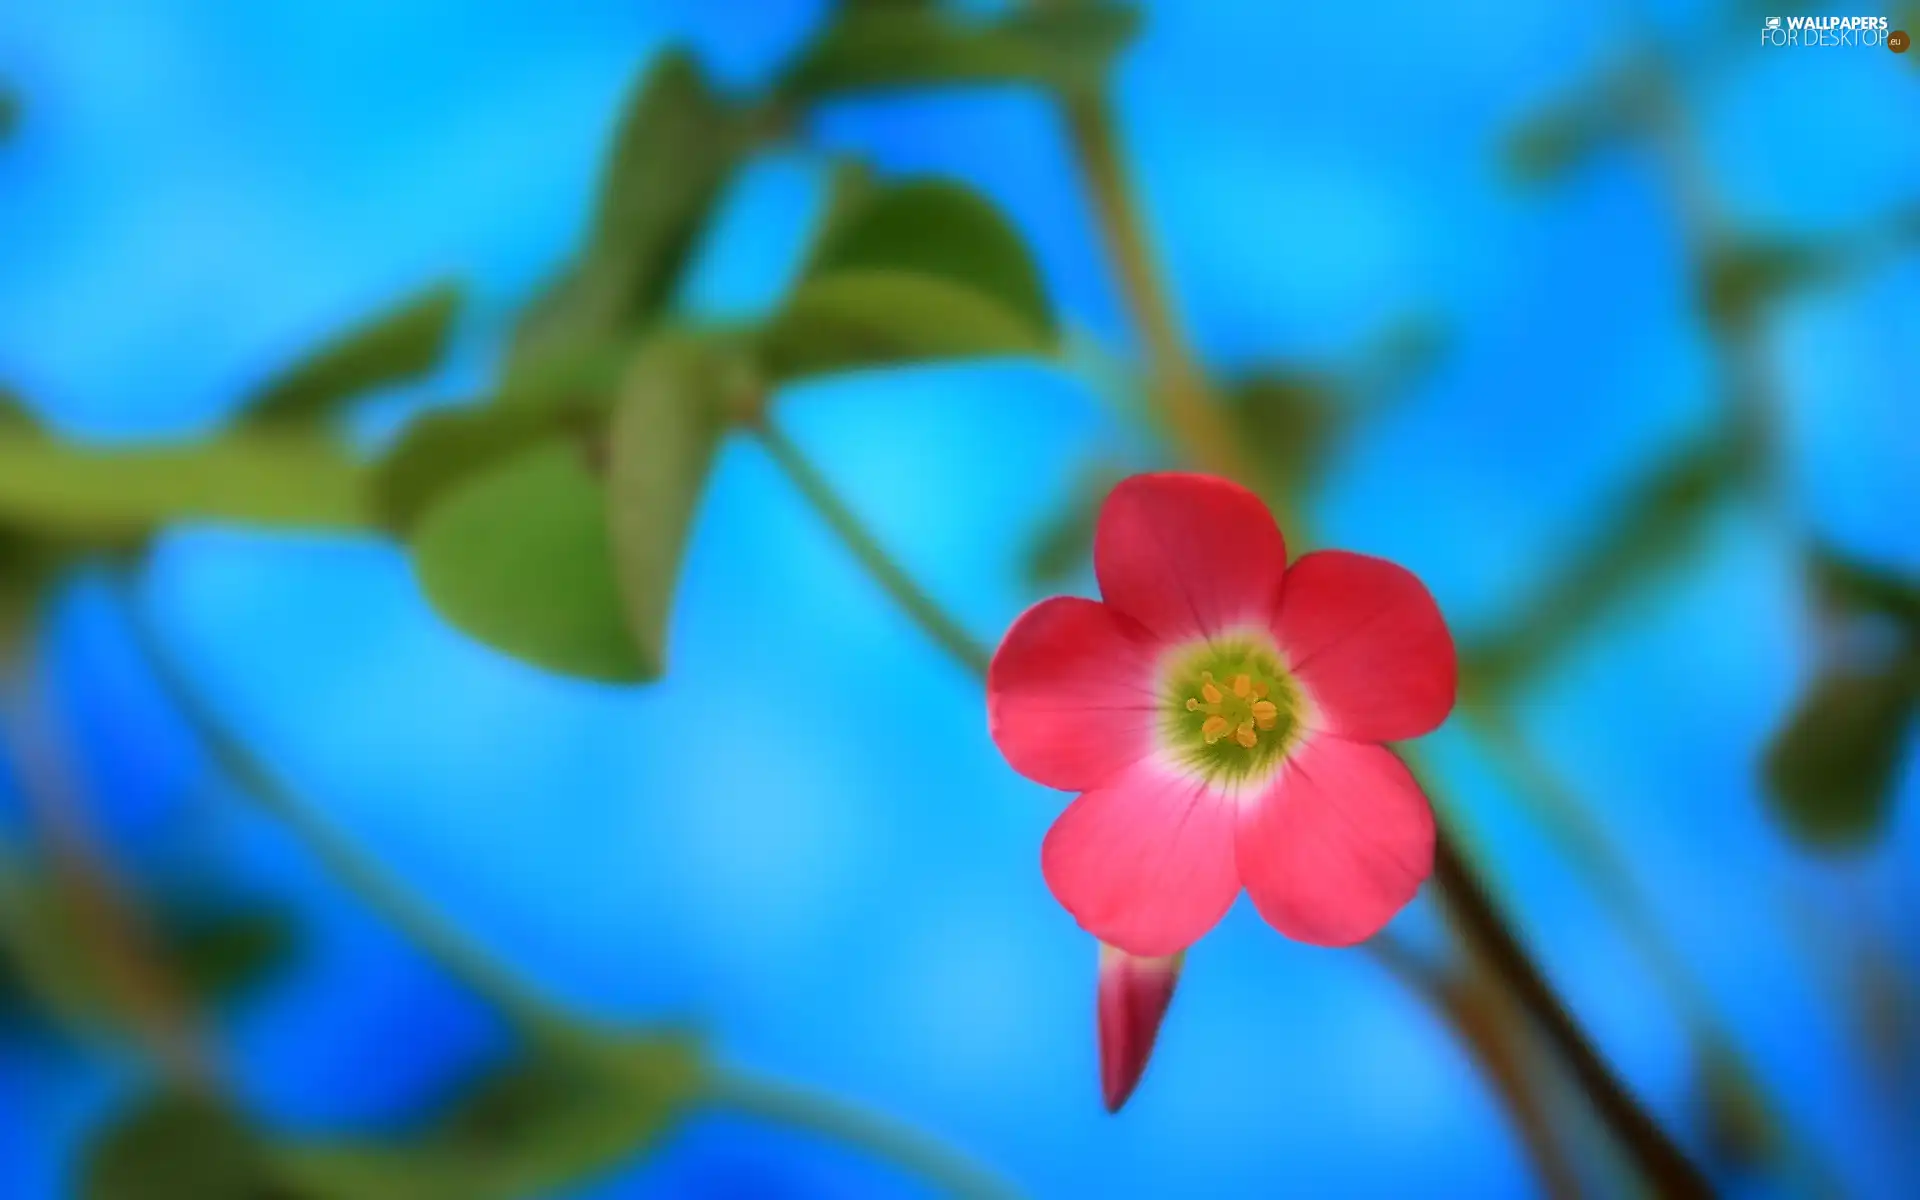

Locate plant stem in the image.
[1039,38,1712,1195]
[1051,91,1259,495]
[704,1070,1021,1200]
[114,577,1014,1194]
[1429,830,1708,1195]
[754,422,993,677]
[0,435,374,540]
[1370,934,1582,1200]
[0,669,218,1091]
[110,580,576,1044]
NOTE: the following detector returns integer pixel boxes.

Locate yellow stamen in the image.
[1185,698,1200,711]
[1201,681,1222,704]
[1252,681,1269,699]
[1251,699,1278,729]
[1234,721,1258,748]
[1201,715,1231,744]
[1232,674,1252,698]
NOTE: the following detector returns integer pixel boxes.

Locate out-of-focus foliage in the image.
[1693,1040,1780,1174]
[1699,239,1853,328]
[82,1094,265,1200]
[761,178,1055,379]
[1763,659,1916,849]
[1761,551,1920,850]
[778,0,1139,99]
[606,338,734,680]
[411,439,642,681]
[0,435,371,540]
[236,283,464,428]
[0,857,298,1042]
[1501,56,1662,185]
[82,1036,704,1200]
[1463,436,1748,697]
[507,51,745,389]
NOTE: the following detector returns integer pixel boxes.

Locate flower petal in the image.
[1042,760,1240,957]
[1095,473,1287,643]
[1271,550,1456,742]
[1236,736,1435,947]
[988,597,1160,791]
[1097,944,1182,1113]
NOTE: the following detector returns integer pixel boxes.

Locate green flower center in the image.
[1158,636,1304,784]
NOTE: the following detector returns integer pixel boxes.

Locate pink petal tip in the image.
[1096,944,1183,1113]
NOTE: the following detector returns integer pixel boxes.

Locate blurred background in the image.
[0,0,1916,1196]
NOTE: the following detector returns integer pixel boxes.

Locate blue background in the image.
[1,0,1916,1195]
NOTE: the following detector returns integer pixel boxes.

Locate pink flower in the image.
[989,473,1456,958]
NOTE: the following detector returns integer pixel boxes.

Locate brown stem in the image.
[0,669,216,1091]
[1371,935,1583,1200]
[1431,829,1711,1197]
[1041,28,1712,1193]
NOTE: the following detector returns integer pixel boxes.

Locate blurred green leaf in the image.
[377,404,593,535]
[1763,658,1918,851]
[1504,99,1616,185]
[274,1036,704,1200]
[798,159,879,279]
[780,3,1139,99]
[1,386,42,435]
[1700,239,1850,328]
[0,864,296,1041]
[83,1093,270,1200]
[1693,1042,1778,1172]
[808,179,1052,337]
[376,336,643,533]
[1809,547,1920,634]
[0,863,113,1030]
[0,528,65,661]
[762,272,1051,379]
[1022,461,1124,590]
[1347,312,1451,404]
[237,283,463,427]
[763,178,1053,378]
[509,51,744,385]
[586,52,743,321]
[606,341,730,681]
[169,906,298,1004]
[1502,55,1664,185]
[410,440,643,681]
[1463,436,1747,696]
[0,435,372,539]
[1223,371,1345,495]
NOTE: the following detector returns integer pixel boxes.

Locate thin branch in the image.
[704,1070,1021,1200]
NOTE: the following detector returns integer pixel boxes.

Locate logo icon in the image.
[1892,29,1911,52]
[1765,16,1782,30]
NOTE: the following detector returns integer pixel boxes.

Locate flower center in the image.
[1158,636,1303,783]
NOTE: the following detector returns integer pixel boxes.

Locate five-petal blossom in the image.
[988,472,1457,958]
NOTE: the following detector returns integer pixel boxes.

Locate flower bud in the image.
[1097,943,1183,1112]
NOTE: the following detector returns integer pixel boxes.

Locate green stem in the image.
[754,422,992,677]
[0,435,374,539]
[704,1070,1020,1200]
[115,576,1014,1193]
[110,580,575,1044]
